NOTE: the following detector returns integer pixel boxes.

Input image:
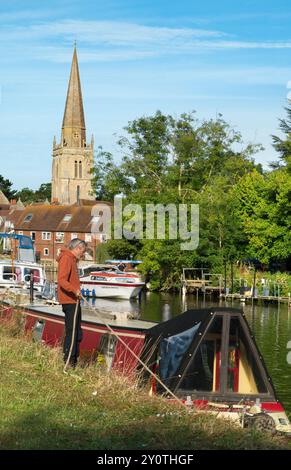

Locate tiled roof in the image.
[9,202,112,233]
[0,190,9,205]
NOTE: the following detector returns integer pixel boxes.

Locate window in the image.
[23,214,33,223]
[30,232,36,241]
[56,232,65,243]
[159,322,201,387]
[24,268,40,283]
[227,317,268,394]
[18,231,23,235]
[85,233,92,243]
[62,214,72,223]
[74,161,78,178]
[44,248,49,256]
[175,316,223,393]
[42,232,51,241]
[79,161,82,178]
[71,233,78,240]
[2,266,16,281]
[32,319,45,342]
[76,185,80,202]
[97,334,117,370]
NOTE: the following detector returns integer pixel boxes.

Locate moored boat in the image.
[0,233,46,292]
[0,260,46,292]
[80,271,145,299]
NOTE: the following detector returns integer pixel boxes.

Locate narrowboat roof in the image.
[145,307,242,339]
[3,299,156,332]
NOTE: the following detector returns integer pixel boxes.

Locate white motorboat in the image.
[80,271,145,299]
[0,259,46,292]
[0,233,46,292]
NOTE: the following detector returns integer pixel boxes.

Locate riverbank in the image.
[0,318,290,450]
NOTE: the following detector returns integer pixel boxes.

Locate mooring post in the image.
[224,259,227,294]
[30,272,34,304]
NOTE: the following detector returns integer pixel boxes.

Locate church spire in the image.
[61,46,86,148]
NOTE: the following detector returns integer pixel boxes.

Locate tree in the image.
[272,104,291,172]
[91,147,132,201]
[15,183,51,204]
[91,111,264,288]
[233,169,291,264]
[0,175,16,200]
[35,183,51,201]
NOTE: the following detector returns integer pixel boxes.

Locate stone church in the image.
[51,46,95,205]
[1,47,112,264]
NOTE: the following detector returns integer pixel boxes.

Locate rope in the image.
[81,295,187,409]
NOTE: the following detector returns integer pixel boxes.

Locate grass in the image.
[0,312,290,450]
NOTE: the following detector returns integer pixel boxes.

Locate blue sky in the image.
[1,0,291,190]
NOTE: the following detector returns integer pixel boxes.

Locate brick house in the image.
[2,200,112,267]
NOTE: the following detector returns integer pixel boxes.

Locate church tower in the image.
[51,46,95,204]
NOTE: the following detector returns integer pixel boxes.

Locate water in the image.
[84,291,291,414]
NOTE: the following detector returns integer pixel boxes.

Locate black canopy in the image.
[140,306,277,402]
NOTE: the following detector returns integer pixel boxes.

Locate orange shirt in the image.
[57,249,80,304]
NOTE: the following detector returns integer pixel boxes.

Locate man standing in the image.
[57,238,87,367]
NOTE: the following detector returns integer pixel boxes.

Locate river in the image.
[88,291,291,414]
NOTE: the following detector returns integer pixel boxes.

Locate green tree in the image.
[272,104,291,172]
[91,111,264,289]
[15,183,51,204]
[0,175,16,200]
[35,183,51,201]
[91,147,132,201]
[233,169,291,264]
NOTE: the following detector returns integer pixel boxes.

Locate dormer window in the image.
[23,213,33,223]
[62,214,72,223]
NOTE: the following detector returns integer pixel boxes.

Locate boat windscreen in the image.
[228,317,269,394]
[159,322,201,385]
[175,315,223,392]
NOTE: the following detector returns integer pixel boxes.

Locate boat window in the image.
[97,334,117,370]
[158,322,201,386]
[2,266,18,281]
[24,268,40,283]
[83,267,94,277]
[176,316,223,392]
[117,278,134,283]
[32,319,45,342]
[228,317,268,394]
[91,276,107,281]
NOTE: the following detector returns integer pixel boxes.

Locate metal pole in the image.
[30,272,34,303]
[253,267,256,298]
[230,259,234,294]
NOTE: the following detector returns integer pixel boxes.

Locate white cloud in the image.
[1,19,291,64]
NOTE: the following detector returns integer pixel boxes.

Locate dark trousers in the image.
[62,303,83,366]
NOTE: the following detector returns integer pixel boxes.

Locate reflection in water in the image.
[162,303,171,322]
[82,291,291,414]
